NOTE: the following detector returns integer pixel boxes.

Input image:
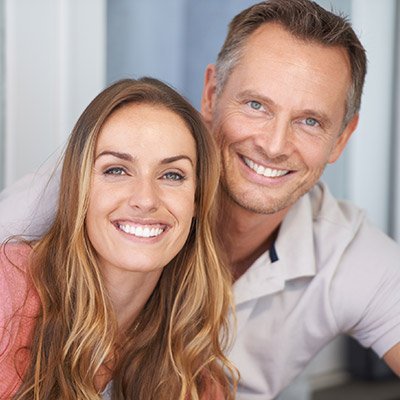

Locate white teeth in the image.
[243,157,288,178]
[119,224,164,238]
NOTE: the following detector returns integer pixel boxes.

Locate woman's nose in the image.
[127,178,160,213]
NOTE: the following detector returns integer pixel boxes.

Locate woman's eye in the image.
[163,172,184,181]
[104,167,126,176]
[247,100,263,111]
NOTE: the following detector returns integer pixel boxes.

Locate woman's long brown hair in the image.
[13,78,237,399]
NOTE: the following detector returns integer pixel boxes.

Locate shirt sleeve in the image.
[0,247,16,357]
[0,244,38,397]
[0,156,61,242]
[0,244,32,355]
[331,219,400,357]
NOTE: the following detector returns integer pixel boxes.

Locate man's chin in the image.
[224,189,288,215]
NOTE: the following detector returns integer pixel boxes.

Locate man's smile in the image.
[242,156,290,178]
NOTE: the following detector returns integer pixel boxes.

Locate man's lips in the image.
[242,156,290,178]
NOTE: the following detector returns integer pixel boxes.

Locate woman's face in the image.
[86,103,197,278]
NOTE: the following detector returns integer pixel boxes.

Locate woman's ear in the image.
[201,64,218,125]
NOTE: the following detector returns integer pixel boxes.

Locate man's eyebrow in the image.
[300,109,332,128]
[237,90,277,107]
[95,151,133,161]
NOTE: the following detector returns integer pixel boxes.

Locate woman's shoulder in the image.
[0,242,39,399]
[0,242,35,299]
[0,241,38,320]
[0,242,32,272]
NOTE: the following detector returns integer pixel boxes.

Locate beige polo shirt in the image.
[231,182,400,400]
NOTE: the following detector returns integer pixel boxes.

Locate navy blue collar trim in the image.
[269,243,279,263]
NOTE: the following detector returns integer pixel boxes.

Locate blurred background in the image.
[0,0,399,398]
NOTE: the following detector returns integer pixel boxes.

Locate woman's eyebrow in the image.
[161,155,194,166]
[95,150,133,161]
[95,151,194,166]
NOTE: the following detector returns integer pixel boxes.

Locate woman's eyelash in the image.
[163,171,185,181]
[103,166,126,175]
[100,167,186,181]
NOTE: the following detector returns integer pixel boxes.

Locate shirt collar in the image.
[275,191,317,281]
[233,191,316,305]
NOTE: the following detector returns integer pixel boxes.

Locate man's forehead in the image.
[241,22,348,61]
[232,23,351,90]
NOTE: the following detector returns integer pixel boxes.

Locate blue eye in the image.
[163,172,184,181]
[104,167,126,175]
[248,101,263,110]
[305,118,319,127]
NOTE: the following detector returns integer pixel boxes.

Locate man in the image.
[1,1,400,399]
[199,0,400,398]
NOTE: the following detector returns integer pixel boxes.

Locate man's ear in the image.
[201,64,218,125]
[328,114,359,164]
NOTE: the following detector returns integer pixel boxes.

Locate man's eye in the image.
[304,118,319,127]
[163,172,184,181]
[247,100,263,111]
[104,167,126,175]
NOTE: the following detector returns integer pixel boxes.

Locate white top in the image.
[101,381,112,399]
[1,170,400,399]
[231,182,400,399]
[0,163,59,241]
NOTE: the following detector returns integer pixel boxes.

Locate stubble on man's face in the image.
[214,118,321,215]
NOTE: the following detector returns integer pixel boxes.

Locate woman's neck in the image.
[103,267,163,329]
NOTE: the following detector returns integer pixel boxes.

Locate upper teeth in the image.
[243,157,289,178]
[119,224,164,238]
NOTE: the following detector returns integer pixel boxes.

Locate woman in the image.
[0,78,237,399]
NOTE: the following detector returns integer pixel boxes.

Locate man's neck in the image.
[219,194,289,281]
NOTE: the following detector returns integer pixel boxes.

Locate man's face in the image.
[202,23,358,215]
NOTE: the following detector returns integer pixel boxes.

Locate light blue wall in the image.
[315,1,351,200]
[107,0,187,90]
[181,0,257,109]
[107,0,255,109]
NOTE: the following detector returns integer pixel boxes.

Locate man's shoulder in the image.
[309,182,365,232]
[309,182,399,254]
[282,182,400,276]
[281,182,367,255]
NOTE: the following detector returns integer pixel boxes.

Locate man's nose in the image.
[254,117,293,159]
[127,178,160,213]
